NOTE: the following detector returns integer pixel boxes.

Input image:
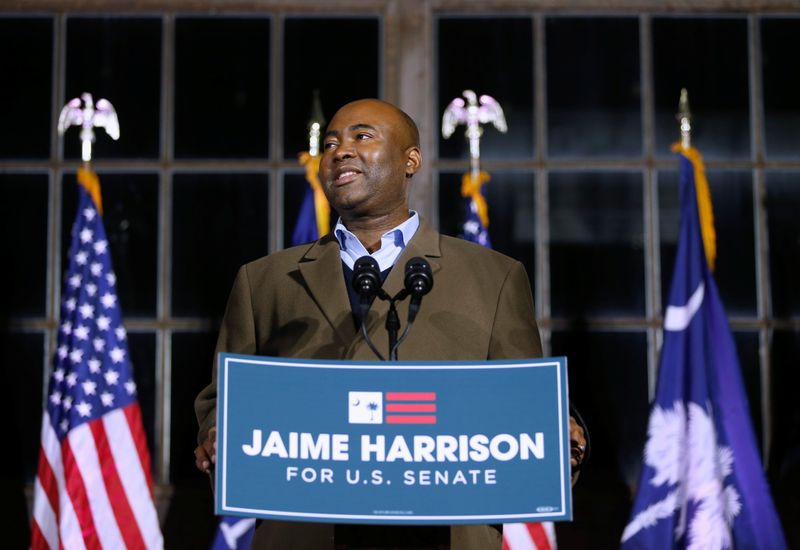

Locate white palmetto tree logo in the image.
[622,401,742,549]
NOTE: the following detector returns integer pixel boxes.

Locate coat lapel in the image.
[297,234,357,347]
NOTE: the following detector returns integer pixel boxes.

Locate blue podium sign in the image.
[216,354,572,524]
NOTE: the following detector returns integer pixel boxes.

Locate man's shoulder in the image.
[239,237,333,276]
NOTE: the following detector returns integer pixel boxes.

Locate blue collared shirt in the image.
[334,211,420,272]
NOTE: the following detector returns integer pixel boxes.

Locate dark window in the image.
[769,330,800,548]
[169,331,218,482]
[549,171,645,317]
[653,18,750,159]
[0,174,49,318]
[283,18,380,159]
[765,171,800,318]
[128,332,158,475]
[733,331,762,450]
[61,173,159,317]
[3,332,45,482]
[175,18,270,158]
[552,330,648,547]
[65,17,162,160]
[547,17,642,158]
[172,173,270,317]
[0,18,52,159]
[762,18,800,158]
[659,170,756,316]
[437,17,534,160]
[438,171,536,290]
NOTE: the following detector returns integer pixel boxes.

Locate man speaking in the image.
[194,99,587,549]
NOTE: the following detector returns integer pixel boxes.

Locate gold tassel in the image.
[460,171,491,228]
[77,167,103,215]
[671,143,716,271]
[298,152,330,238]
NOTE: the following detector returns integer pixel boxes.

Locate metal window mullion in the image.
[46,14,68,405]
[748,14,773,467]
[533,13,550,354]
[269,14,283,254]
[640,13,661,401]
[157,12,175,486]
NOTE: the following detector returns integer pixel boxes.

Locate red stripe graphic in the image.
[386,403,436,413]
[386,392,436,401]
[385,392,437,423]
[89,420,147,549]
[61,439,102,550]
[386,416,437,424]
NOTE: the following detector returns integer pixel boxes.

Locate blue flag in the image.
[211,517,255,550]
[291,187,319,246]
[462,195,492,248]
[621,150,786,549]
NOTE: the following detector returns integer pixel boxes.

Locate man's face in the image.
[319,100,420,220]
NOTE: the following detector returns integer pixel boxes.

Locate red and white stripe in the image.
[503,522,557,550]
[31,404,163,549]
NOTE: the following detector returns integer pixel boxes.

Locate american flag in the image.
[31,169,163,549]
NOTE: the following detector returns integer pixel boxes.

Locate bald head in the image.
[331,99,420,149]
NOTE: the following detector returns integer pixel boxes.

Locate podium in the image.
[215,353,572,524]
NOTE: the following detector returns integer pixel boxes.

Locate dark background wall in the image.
[2,1,799,548]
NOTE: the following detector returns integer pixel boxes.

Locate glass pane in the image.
[551,331,647,547]
[62,173,158,317]
[128,332,157,474]
[438,17,534,159]
[653,18,750,159]
[65,17,161,159]
[438,171,536,291]
[762,18,800,158]
[766,172,800,318]
[547,17,641,158]
[0,17,52,159]
[283,18,379,159]
[769,330,800,548]
[658,170,756,316]
[0,174,49,317]
[730,331,762,451]
[172,173,270,317]
[549,171,645,317]
[170,331,217,482]
[175,18,270,158]
[2,332,44,482]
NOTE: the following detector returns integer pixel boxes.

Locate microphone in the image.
[391,257,434,359]
[352,256,385,361]
[352,256,382,305]
[404,257,433,300]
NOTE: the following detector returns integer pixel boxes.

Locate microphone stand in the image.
[352,256,432,362]
[384,290,409,361]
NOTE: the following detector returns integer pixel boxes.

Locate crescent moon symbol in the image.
[351,398,361,406]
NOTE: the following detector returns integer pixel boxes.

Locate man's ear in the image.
[405,147,422,178]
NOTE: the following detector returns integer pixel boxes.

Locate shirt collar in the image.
[334,211,420,271]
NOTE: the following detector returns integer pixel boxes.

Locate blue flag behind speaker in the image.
[621,150,786,548]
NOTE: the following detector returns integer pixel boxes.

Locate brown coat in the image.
[195,220,543,550]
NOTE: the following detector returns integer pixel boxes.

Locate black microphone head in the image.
[404,257,433,298]
[352,256,382,297]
